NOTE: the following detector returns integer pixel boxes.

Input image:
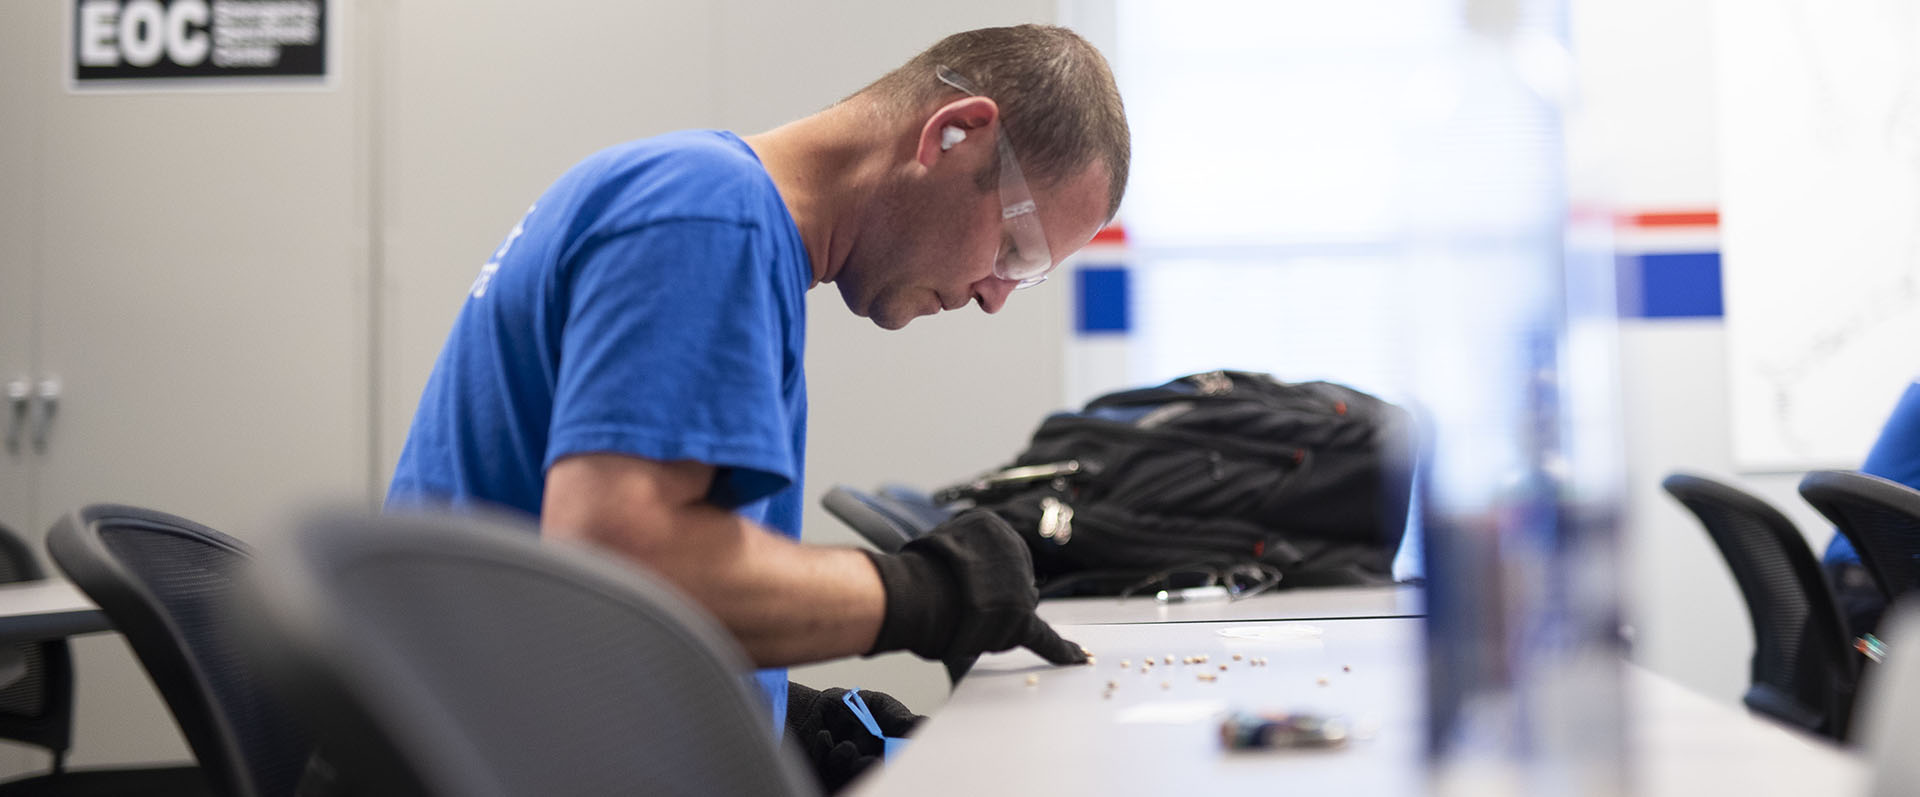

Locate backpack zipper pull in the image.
[1038,496,1075,544]
[1190,370,1233,396]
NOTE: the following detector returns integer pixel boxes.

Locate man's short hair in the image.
[857,25,1131,221]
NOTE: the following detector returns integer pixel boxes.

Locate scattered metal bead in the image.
[1198,673,1217,682]
[1164,655,1174,664]
[1219,664,1229,671]
[1161,681,1172,690]
[1342,665,1352,673]
[1316,676,1330,686]
[1232,653,1243,661]
[1120,659,1130,669]
[1026,675,1040,686]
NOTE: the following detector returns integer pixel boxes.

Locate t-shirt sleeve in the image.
[545,218,796,509]
[1864,380,1920,491]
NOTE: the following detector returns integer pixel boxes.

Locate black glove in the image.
[863,509,1087,667]
[786,683,924,794]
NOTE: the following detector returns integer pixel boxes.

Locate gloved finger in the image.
[810,729,836,764]
[944,654,977,684]
[1021,616,1089,665]
[826,739,863,772]
[822,711,886,758]
[823,740,875,792]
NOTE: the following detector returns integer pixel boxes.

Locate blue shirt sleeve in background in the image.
[1824,380,1920,565]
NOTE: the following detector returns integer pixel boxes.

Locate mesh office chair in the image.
[0,520,209,796]
[243,509,819,797]
[45,505,312,797]
[1662,473,1858,740]
[1800,470,1920,604]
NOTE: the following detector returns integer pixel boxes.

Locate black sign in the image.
[73,0,328,84]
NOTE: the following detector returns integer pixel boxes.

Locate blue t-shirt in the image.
[1824,380,1920,566]
[386,130,811,730]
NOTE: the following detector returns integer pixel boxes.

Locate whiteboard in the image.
[1716,0,1920,470]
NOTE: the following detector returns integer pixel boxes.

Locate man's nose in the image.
[973,277,1018,314]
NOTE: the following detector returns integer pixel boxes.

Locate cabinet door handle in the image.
[31,379,59,454]
[4,380,26,454]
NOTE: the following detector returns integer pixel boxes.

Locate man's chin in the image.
[870,312,916,331]
[863,298,933,330]
[843,287,930,331]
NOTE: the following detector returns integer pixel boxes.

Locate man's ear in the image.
[916,96,998,169]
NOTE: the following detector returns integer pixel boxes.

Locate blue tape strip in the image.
[1616,251,1723,319]
[1076,265,1131,334]
[842,688,908,759]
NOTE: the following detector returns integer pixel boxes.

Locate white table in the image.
[854,617,1866,795]
[1036,584,1422,626]
[0,579,110,644]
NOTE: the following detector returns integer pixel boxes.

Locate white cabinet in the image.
[0,0,370,771]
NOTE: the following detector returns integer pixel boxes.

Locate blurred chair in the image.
[0,519,209,796]
[1855,598,1920,797]
[45,505,312,797]
[242,509,818,797]
[1800,470,1920,604]
[1661,473,1858,740]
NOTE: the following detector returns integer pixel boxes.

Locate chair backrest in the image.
[1661,473,1857,739]
[45,504,312,797]
[245,509,818,797]
[1800,470,1920,602]
[0,521,74,759]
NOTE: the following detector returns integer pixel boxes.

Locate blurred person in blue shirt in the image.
[1821,378,1920,637]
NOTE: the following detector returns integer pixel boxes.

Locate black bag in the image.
[936,371,1417,597]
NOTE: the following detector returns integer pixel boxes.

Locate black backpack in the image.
[932,371,1418,596]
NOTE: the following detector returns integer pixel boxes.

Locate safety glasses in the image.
[934,65,1056,289]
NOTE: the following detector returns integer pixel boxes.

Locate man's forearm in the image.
[543,453,1084,672]
[545,500,887,667]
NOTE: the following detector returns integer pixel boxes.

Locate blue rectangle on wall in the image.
[1076,266,1131,334]
[1617,251,1723,319]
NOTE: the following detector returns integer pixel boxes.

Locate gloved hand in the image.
[787,683,924,794]
[862,509,1088,667]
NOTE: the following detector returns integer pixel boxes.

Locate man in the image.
[385,21,1128,763]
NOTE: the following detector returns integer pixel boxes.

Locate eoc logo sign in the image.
[72,0,327,85]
